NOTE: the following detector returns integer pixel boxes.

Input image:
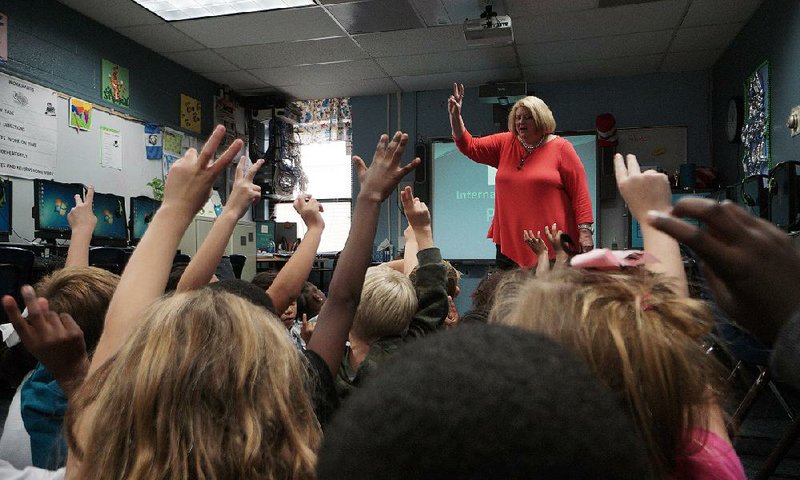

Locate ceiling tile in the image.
[58,0,163,27]
[203,70,271,89]
[279,77,400,100]
[505,0,599,17]
[518,29,672,66]
[161,49,240,73]
[171,7,345,49]
[326,0,424,34]
[354,25,467,57]
[375,47,517,76]
[524,54,662,82]
[683,0,764,27]
[514,0,688,44]
[661,49,723,71]
[393,67,521,92]
[216,36,367,69]
[671,23,743,52]
[250,60,386,86]
[115,24,205,53]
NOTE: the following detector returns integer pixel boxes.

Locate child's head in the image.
[351,266,416,343]
[296,281,325,320]
[317,324,650,479]
[251,271,278,291]
[408,260,461,297]
[35,266,119,354]
[493,268,724,476]
[280,300,298,330]
[65,288,320,479]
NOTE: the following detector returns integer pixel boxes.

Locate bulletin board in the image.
[0,71,203,242]
[615,126,688,173]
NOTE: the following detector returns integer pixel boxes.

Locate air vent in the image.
[598,0,664,7]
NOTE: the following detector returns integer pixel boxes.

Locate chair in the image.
[88,247,130,275]
[229,254,246,279]
[173,253,191,264]
[0,246,36,324]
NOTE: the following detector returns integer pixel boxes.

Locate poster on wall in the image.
[0,72,58,179]
[100,126,122,170]
[0,13,7,64]
[741,61,770,176]
[69,97,93,131]
[163,127,183,156]
[180,94,201,133]
[101,59,130,108]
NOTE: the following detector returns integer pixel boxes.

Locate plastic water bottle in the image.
[267,239,276,254]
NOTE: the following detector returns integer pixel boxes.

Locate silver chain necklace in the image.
[517,134,548,170]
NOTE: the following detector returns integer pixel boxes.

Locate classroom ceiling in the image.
[57,0,763,100]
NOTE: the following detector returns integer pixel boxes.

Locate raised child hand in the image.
[223,157,264,219]
[614,153,671,222]
[353,132,420,203]
[163,125,243,218]
[294,194,325,230]
[2,286,89,394]
[400,186,431,231]
[67,185,97,232]
[523,229,548,256]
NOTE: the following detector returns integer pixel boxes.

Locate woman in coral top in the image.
[448,83,594,269]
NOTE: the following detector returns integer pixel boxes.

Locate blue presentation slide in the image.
[432,142,497,260]
[38,182,82,232]
[93,193,127,240]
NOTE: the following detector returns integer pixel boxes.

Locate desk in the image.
[256,256,289,272]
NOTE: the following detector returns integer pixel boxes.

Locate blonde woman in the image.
[491,154,745,479]
[447,83,594,269]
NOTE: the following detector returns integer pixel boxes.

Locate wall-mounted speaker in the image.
[413,142,431,206]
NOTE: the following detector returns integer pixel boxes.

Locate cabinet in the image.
[178,216,257,281]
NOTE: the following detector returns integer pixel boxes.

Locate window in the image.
[274,141,352,253]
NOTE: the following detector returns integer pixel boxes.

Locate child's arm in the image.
[402,225,419,275]
[401,186,448,338]
[65,186,96,268]
[524,229,550,275]
[176,158,263,292]
[614,153,688,296]
[90,126,242,375]
[266,195,324,315]
[307,132,420,376]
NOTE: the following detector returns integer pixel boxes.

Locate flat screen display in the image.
[129,196,161,242]
[0,180,11,238]
[92,191,128,240]
[34,180,84,234]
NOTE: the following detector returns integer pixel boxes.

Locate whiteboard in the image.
[616,126,687,172]
[6,94,199,242]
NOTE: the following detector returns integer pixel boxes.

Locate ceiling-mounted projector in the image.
[463,5,513,46]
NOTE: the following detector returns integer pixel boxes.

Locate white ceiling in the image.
[57,0,763,100]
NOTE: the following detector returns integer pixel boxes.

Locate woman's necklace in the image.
[517,134,548,170]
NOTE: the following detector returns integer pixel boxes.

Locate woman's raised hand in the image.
[448,82,464,117]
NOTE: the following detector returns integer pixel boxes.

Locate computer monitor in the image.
[0,180,11,242]
[629,192,709,249]
[92,191,128,246]
[33,179,84,240]
[129,196,161,245]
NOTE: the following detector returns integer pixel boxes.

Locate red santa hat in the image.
[596,113,618,147]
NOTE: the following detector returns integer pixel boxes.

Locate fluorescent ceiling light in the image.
[133,0,315,21]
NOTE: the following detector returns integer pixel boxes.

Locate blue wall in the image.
[0,0,217,135]
[351,71,711,313]
[712,0,800,185]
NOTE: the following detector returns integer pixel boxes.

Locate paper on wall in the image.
[100,126,122,170]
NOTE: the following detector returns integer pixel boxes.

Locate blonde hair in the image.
[35,266,119,353]
[65,289,320,480]
[491,268,724,477]
[351,266,417,343]
[507,96,556,135]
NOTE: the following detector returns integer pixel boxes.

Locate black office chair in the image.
[0,246,36,324]
[229,254,246,279]
[89,247,130,275]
